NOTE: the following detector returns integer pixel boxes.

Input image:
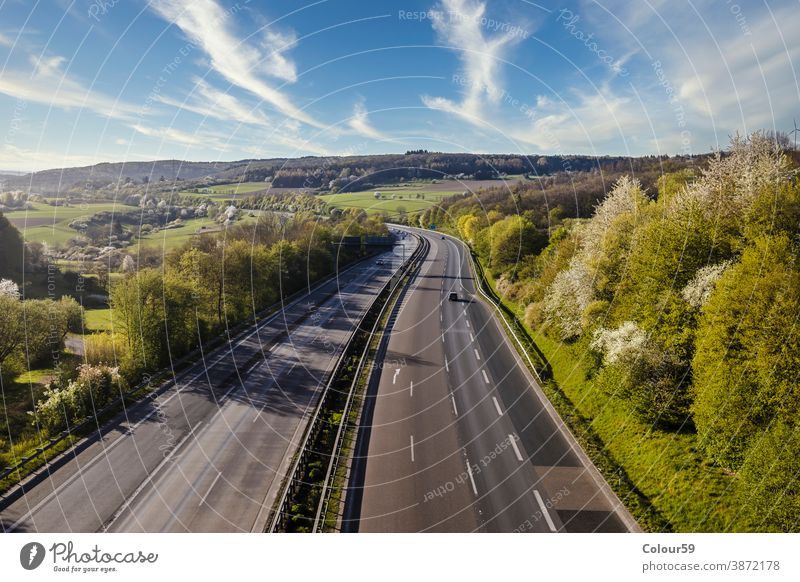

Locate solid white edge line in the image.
[534,489,558,532]
[509,434,524,462]
[466,460,478,496]
[492,396,503,417]
[101,420,203,531]
[199,471,222,506]
[482,369,490,384]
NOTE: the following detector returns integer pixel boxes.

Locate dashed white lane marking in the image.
[269,344,279,352]
[199,471,222,506]
[509,434,524,462]
[469,333,474,342]
[442,333,445,344]
[492,396,503,417]
[466,460,478,496]
[482,369,490,384]
[440,312,442,321]
[410,435,415,462]
[465,319,470,328]
[444,357,450,372]
[451,395,458,416]
[534,489,558,532]
[393,368,400,384]
[101,420,204,531]
[409,381,413,397]
[474,349,481,361]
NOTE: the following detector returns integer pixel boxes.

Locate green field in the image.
[4,202,136,246]
[84,308,113,332]
[180,181,270,198]
[319,189,459,215]
[131,213,261,252]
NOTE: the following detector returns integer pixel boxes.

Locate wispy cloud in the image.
[511,87,648,153]
[130,123,228,150]
[0,32,13,47]
[157,78,271,127]
[0,54,141,120]
[150,0,323,128]
[421,0,521,122]
[260,29,298,83]
[580,0,800,148]
[348,101,386,140]
[0,143,117,172]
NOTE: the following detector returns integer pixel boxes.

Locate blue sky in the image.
[0,0,797,171]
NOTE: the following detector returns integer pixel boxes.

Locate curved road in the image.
[351,228,639,533]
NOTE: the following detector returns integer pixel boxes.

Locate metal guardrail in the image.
[0,254,380,492]
[312,235,429,532]
[268,234,427,532]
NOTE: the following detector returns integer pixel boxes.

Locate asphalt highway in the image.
[353,228,639,533]
[1,236,417,533]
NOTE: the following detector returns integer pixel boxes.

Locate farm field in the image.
[319,189,460,215]
[130,213,261,252]
[84,307,113,332]
[179,181,270,198]
[3,202,136,246]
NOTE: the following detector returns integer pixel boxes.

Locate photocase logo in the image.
[20,542,46,570]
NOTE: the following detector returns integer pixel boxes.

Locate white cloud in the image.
[511,87,649,153]
[580,0,800,147]
[0,32,13,47]
[260,29,298,83]
[421,0,521,122]
[0,54,141,120]
[130,123,228,150]
[157,78,271,127]
[348,101,386,140]
[0,143,117,172]
[150,0,323,128]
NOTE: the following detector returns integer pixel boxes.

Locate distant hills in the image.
[0,152,699,195]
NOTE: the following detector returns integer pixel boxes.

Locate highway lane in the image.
[1,235,417,533]
[355,228,639,532]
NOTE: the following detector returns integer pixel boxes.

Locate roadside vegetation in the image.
[419,133,800,532]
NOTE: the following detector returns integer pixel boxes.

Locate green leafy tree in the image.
[737,421,800,532]
[692,235,800,467]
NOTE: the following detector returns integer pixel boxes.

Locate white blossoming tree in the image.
[681,261,731,309]
[543,257,594,340]
[0,278,20,299]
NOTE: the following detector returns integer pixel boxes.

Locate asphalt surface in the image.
[0,236,417,533]
[353,228,639,533]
